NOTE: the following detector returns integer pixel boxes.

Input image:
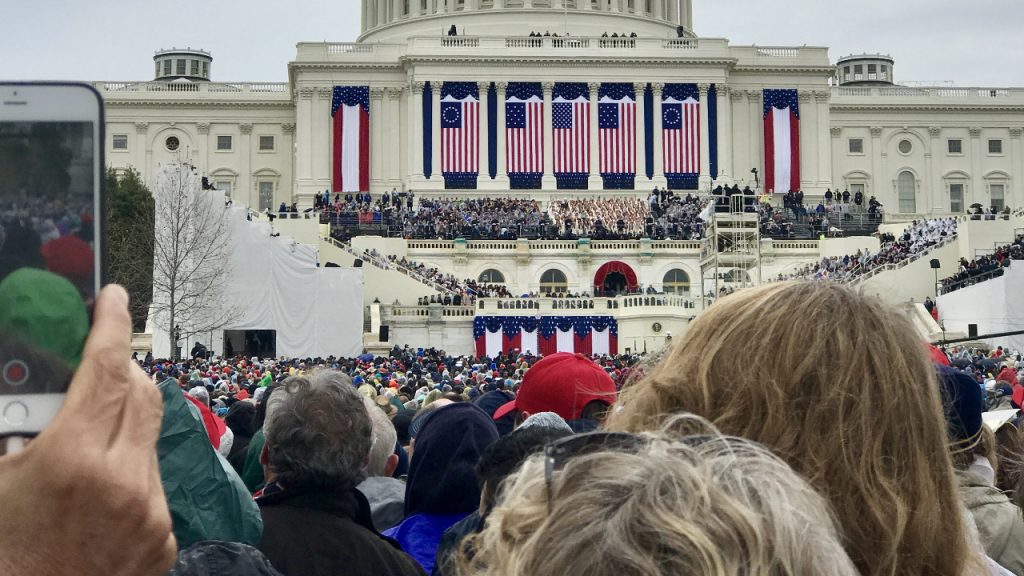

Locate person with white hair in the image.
[357,393,406,532]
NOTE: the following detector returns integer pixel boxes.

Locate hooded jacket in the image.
[958,469,1024,575]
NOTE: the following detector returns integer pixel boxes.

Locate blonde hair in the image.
[608,282,977,576]
[458,418,859,576]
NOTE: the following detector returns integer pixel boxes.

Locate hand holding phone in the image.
[0,285,176,575]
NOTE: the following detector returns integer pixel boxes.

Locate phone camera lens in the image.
[2,361,29,387]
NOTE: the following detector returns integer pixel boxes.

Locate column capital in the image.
[386,86,403,100]
[696,83,710,95]
[239,123,253,135]
[298,86,315,99]
[798,91,812,103]
[968,126,982,137]
[730,88,744,101]
[196,122,210,135]
[830,126,842,138]
[928,126,943,138]
[494,81,508,92]
[316,86,333,98]
[715,84,730,97]
[746,90,761,103]
[869,126,883,137]
[1010,127,1023,137]
[587,81,600,93]
[541,81,555,94]
[814,90,830,102]
[410,80,426,94]
[632,82,647,93]
[134,121,149,134]
[477,81,490,93]
[281,122,296,135]
[370,87,386,99]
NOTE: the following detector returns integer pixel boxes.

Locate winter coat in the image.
[959,470,1024,575]
[257,485,425,576]
[358,476,407,532]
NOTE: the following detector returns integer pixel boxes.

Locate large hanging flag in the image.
[505,82,543,189]
[763,89,800,194]
[474,316,618,358]
[331,86,370,193]
[599,83,636,189]
[553,82,590,189]
[441,82,480,189]
[662,83,700,178]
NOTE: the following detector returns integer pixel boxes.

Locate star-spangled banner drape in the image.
[442,82,480,189]
[473,316,618,358]
[331,86,370,193]
[662,83,699,183]
[763,89,800,194]
[553,82,590,190]
[598,83,636,190]
[505,82,543,189]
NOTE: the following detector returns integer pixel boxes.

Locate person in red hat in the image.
[492,352,617,432]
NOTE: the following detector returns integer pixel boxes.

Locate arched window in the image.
[662,269,690,295]
[478,269,505,284]
[539,269,568,295]
[897,171,916,213]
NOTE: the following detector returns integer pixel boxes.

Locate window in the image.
[848,138,864,154]
[155,62,160,78]
[176,59,186,76]
[258,135,275,151]
[215,181,232,195]
[202,61,208,77]
[165,136,180,152]
[989,139,1003,155]
[112,134,128,150]
[854,64,863,80]
[948,139,963,154]
[843,66,850,81]
[897,139,913,155]
[478,269,505,284]
[217,135,233,151]
[539,269,568,295]
[990,184,1005,212]
[163,60,172,76]
[662,269,690,295]
[867,64,877,80]
[258,181,275,211]
[897,171,916,213]
[949,183,964,213]
[881,64,889,80]
[190,60,199,76]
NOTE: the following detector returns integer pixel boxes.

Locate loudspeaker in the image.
[379,325,390,342]
[324,261,340,268]
[353,259,363,268]
[968,324,978,338]
[929,259,941,269]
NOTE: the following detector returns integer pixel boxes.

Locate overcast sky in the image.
[1,0,1020,86]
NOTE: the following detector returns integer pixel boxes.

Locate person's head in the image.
[936,365,988,471]
[459,421,859,576]
[608,281,977,576]
[492,353,616,426]
[475,424,572,515]
[261,371,372,492]
[359,393,399,477]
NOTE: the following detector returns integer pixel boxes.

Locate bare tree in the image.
[150,162,237,358]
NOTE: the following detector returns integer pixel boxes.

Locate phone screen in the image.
[0,120,97,396]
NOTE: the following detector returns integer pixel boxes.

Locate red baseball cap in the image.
[492,352,617,422]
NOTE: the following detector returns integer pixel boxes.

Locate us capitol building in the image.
[100,1,1024,355]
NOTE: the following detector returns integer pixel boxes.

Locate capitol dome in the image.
[359,0,694,42]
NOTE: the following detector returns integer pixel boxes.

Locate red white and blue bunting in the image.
[473,316,618,358]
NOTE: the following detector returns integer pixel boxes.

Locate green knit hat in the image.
[0,268,89,370]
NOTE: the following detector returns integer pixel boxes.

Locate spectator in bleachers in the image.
[941,234,1024,294]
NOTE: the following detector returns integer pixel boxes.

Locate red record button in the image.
[3,361,28,387]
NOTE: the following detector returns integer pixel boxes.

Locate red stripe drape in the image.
[332,108,343,193]
[359,107,370,192]
[789,110,800,194]
[763,112,775,193]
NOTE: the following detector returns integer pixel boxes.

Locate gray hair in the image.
[359,394,398,477]
[264,370,372,491]
[459,416,859,576]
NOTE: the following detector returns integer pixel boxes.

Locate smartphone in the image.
[0,83,104,438]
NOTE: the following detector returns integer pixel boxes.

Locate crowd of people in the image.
[941,234,1024,294]
[26,282,1024,575]
[778,217,957,282]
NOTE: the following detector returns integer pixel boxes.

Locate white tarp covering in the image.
[151,204,363,358]
[937,265,1024,352]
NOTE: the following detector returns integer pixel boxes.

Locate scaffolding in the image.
[700,194,763,308]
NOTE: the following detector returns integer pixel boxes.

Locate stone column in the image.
[370,87,385,190]
[651,83,666,187]
[387,87,403,187]
[238,122,254,208]
[477,81,490,183]
[653,0,663,19]
[281,122,296,200]
[392,0,402,20]
[830,126,842,193]
[798,91,816,191]
[730,90,748,184]
[815,90,831,189]
[633,82,647,186]
[969,126,983,204]
[495,82,510,186]
[869,126,883,200]
[715,84,732,184]
[588,81,602,189]
[748,90,762,190]
[196,122,211,184]
[928,126,942,213]
[431,81,442,185]
[410,0,421,17]
[296,87,314,198]
[1011,127,1023,208]
[377,0,387,26]
[697,83,711,191]
[542,81,556,189]
[409,81,425,181]
[315,87,332,191]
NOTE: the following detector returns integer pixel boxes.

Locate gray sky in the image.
[1,0,1021,86]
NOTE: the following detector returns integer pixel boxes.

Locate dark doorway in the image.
[602,271,628,297]
[223,330,276,359]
